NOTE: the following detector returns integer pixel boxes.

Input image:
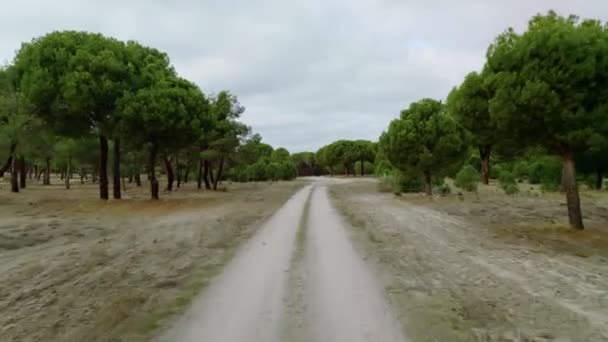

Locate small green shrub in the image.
[398,172,423,193]
[528,157,561,186]
[499,171,519,195]
[454,165,479,192]
[492,164,504,180]
[512,161,530,181]
[265,162,281,181]
[503,183,519,195]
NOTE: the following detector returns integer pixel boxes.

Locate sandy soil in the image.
[304,183,405,342]
[0,178,306,342]
[330,180,608,342]
[158,180,405,342]
[157,184,313,342]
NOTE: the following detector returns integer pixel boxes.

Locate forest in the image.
[1,11,607,231]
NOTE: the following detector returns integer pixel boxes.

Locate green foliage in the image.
[492,163,510,180]
[487,13,608,155]
[265,162,281,181]
[528,157,561,187]
[379,98,468,192]
[117,77,209,150]
[454,164,479,192]
[247,161,267,182]
[396,172,423,193]
[512,161,530,181]
[279,161,298,180]
[270,148,290,163]
[498,171,519,195]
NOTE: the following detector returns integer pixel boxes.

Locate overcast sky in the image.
[1,1,607,152]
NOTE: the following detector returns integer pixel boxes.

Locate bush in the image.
[528,157,561,187]
[265,162,281,181]
[499,171,519,194]
[492,164,504,180]
[454,165,479,192]
[398,172,423,193]
[247,162,267,181]
[512,160,530,181]
[279,161,298,180]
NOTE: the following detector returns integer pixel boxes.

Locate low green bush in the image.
[528,157,561,187]
[454,165,479,192]
[512,160,530,181]
[492,164,504,180]
[499,171,519,195]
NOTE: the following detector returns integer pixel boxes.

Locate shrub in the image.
[265,162,281,181]
[512,160,530,181]
[492,164,504,180]
[279,161,298,180]
[528,157,561,186]
[454,165,479,192]
[499,171,519,194]
[398,172,423,193]
[247,162,267,181]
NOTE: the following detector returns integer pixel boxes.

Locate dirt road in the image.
[158,181,405,342]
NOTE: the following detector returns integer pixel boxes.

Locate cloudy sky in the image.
[1,1,607,152]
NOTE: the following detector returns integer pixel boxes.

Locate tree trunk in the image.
[205,160,213,189]
[176,157,182,189]
[44,157,51,185]
[561,152,584,230]
[424,171,432,196]
[61,171,65,180]
[360,159,365,176]
[213,156,225,190]
[122,176,126,192]
[149,144,159,200]
[479,146,491,185]
[112,139,121,200]
[29,167,33,180]
[135,173,142,187]
[128,174,133,183]
[164,157,175,191]
[10,156,19,193]
[19,156,26,189]
[595,169,603,190]
[65,156,71,189]
[99,135,109,200]
[197,159,203,190]
[80,168,85,184]
[184,160,190,183]
[0,143,16,177]
[92,165,98,184]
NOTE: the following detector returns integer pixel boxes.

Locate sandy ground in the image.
[304,183,405,342]
[330,180,608,342]
[0,178,306,342]
[158,180,405,342]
